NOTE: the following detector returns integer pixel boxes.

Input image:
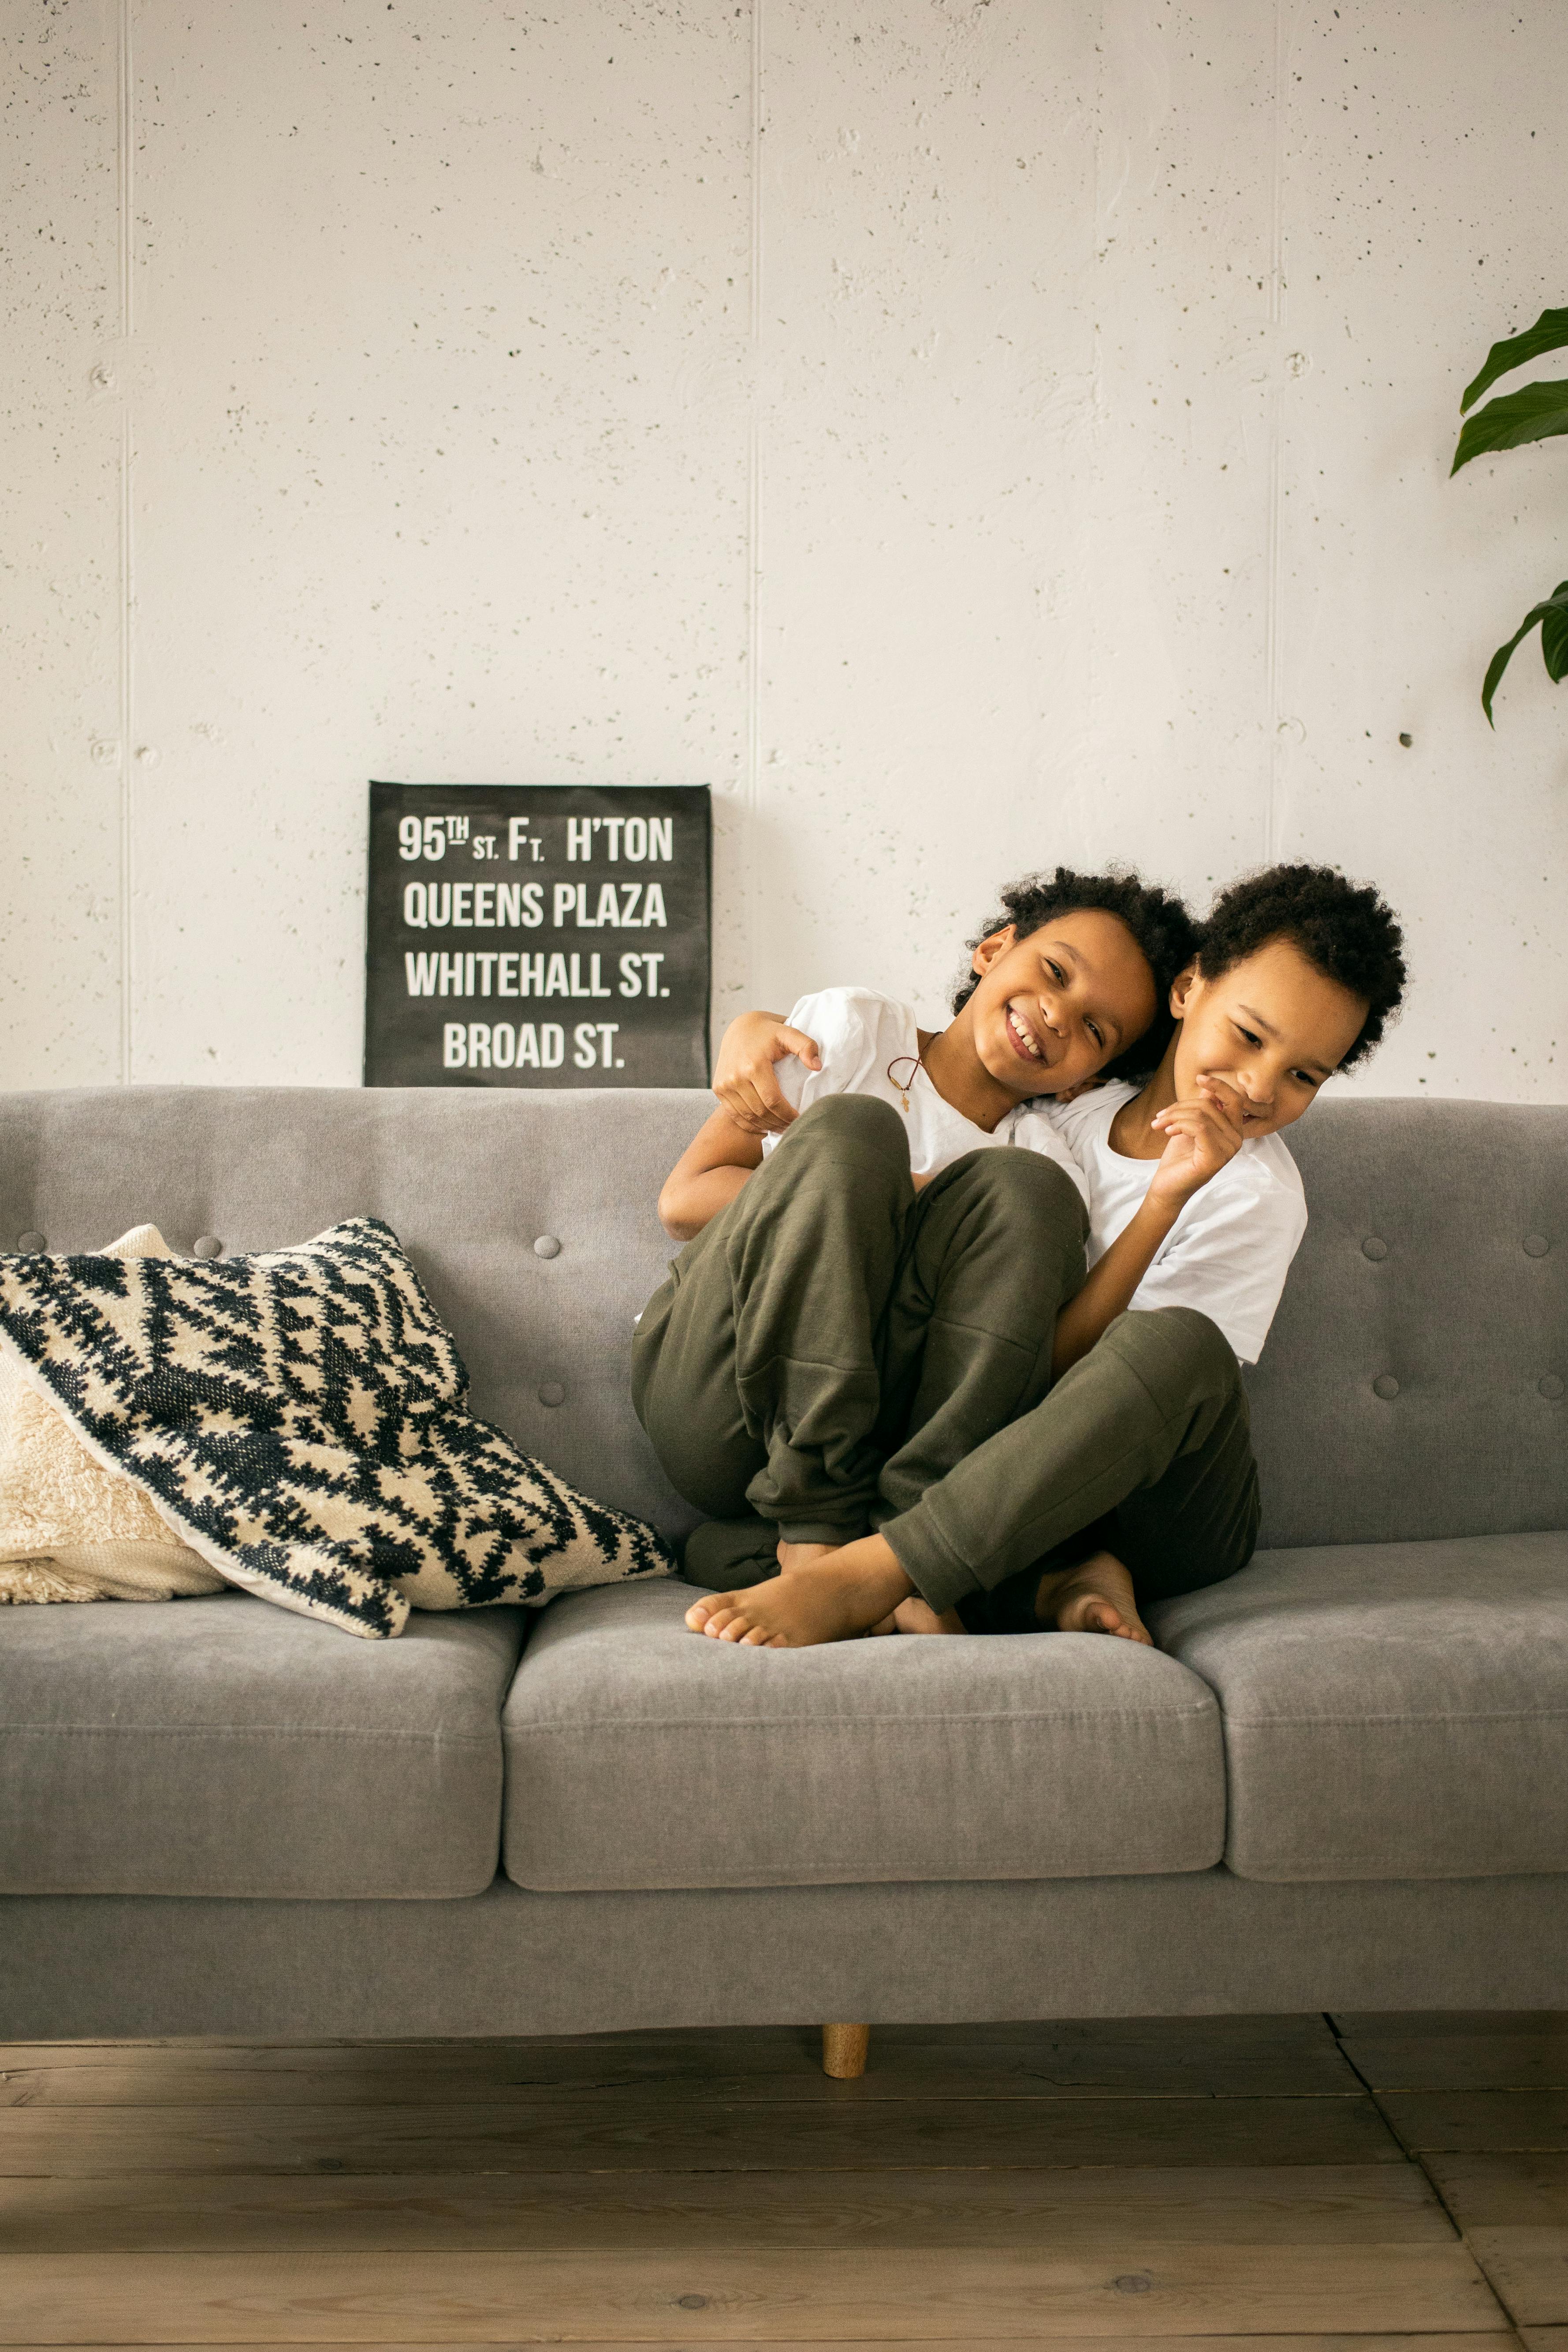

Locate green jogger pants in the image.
[633,1094,1088,1553]
[890,1302,1262,1617]
[631,1093,1260,1613]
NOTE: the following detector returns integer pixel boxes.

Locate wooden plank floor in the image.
[1333,2011,1568,2337]
[1,2011,1560,2345]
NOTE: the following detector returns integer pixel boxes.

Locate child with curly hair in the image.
[640,863,1405,1650]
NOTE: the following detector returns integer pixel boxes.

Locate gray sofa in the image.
[0,1085,1564,2043]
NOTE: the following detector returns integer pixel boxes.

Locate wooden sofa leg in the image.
[821,2023,870,2079]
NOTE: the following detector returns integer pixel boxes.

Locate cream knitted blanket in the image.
[0,1226,223,1604]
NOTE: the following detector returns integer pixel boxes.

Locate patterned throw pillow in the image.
[0,1218,673,1638]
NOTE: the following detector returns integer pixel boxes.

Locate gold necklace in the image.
[886,1052,925,1114]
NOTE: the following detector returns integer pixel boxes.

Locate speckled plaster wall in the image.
[4,0,1564,1098]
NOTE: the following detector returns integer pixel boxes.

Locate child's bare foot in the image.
[1034,1551,1153,1645]
[685,1539,838,1635]
[684,1533,913,1648]
[774,1539,840,1576]
[867,1598,960,1634]
[890,1596,966,1635]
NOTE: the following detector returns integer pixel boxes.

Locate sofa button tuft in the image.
[533,1234,562,1260]
[1372,1374,1400,1400]
[193,1236,223,1260]
[1524,1234,1551,1258]
[15,1231,46,1252]
[538,1381,566,1408]
[1541,1375,1565,1401]
[1361,1236,1388,1261]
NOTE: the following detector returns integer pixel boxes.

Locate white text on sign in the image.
[401,881,667,931]
[406,950,666,999]
[565,816,672,861]
[396,813,675,868]
[441,1021,623,1071]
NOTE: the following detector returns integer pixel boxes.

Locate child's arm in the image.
[657,1110,766,1241]
[658,1008,825,1238]
[1050,1083,1244,1375]
[712,1011,823,1136]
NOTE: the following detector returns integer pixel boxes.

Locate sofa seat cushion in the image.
[0,1594,523,1897]
[501,1580,1224,1892]
[1150,1531,1568,1883]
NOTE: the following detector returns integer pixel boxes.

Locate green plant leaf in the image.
[1461,306,1568,412]
[1481,581,1568,724]
[1453,380,1568,474]
[1543,590,1568,685]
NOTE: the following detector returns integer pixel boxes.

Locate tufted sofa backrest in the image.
[0,1086,709,1541]
[0,1088,1562,1551]
[1247,1099,1567,1547]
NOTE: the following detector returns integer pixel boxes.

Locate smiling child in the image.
[679,862,1407,1650]
[637,868,1196,1600]
[656,869,1193,1241]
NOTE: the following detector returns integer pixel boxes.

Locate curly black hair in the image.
[950,866,1199,1084]
[1196,863,1406,1070]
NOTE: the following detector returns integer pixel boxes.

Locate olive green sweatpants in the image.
[632,1095,1259,1617]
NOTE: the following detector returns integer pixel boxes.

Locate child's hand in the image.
[713,1011,822,1136]
[1147,1077,1245,1206]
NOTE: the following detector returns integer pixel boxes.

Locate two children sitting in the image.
[635,861,1406,1650]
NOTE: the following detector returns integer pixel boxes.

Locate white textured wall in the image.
[5,0,1564,1098]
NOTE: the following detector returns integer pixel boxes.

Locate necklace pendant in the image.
[898,1089,910,1113]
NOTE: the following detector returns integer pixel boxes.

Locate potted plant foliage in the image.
[1451,305,1568,723]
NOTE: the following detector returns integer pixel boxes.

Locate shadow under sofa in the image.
[0,1084,1564,2044]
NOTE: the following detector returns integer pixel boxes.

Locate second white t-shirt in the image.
[760,987,1089,1197]
[1009,1080,1307,1364]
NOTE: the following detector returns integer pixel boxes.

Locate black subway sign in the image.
[364,783,711,1089]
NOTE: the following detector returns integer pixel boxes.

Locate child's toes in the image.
[685,1598,716,1632]
[718,1612,759,1643]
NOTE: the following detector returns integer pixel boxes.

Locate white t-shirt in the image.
[1009,1081,1307,1364]
[761,988,1089,1197]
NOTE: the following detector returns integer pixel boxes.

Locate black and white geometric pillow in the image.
[0,1217,672,1638]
